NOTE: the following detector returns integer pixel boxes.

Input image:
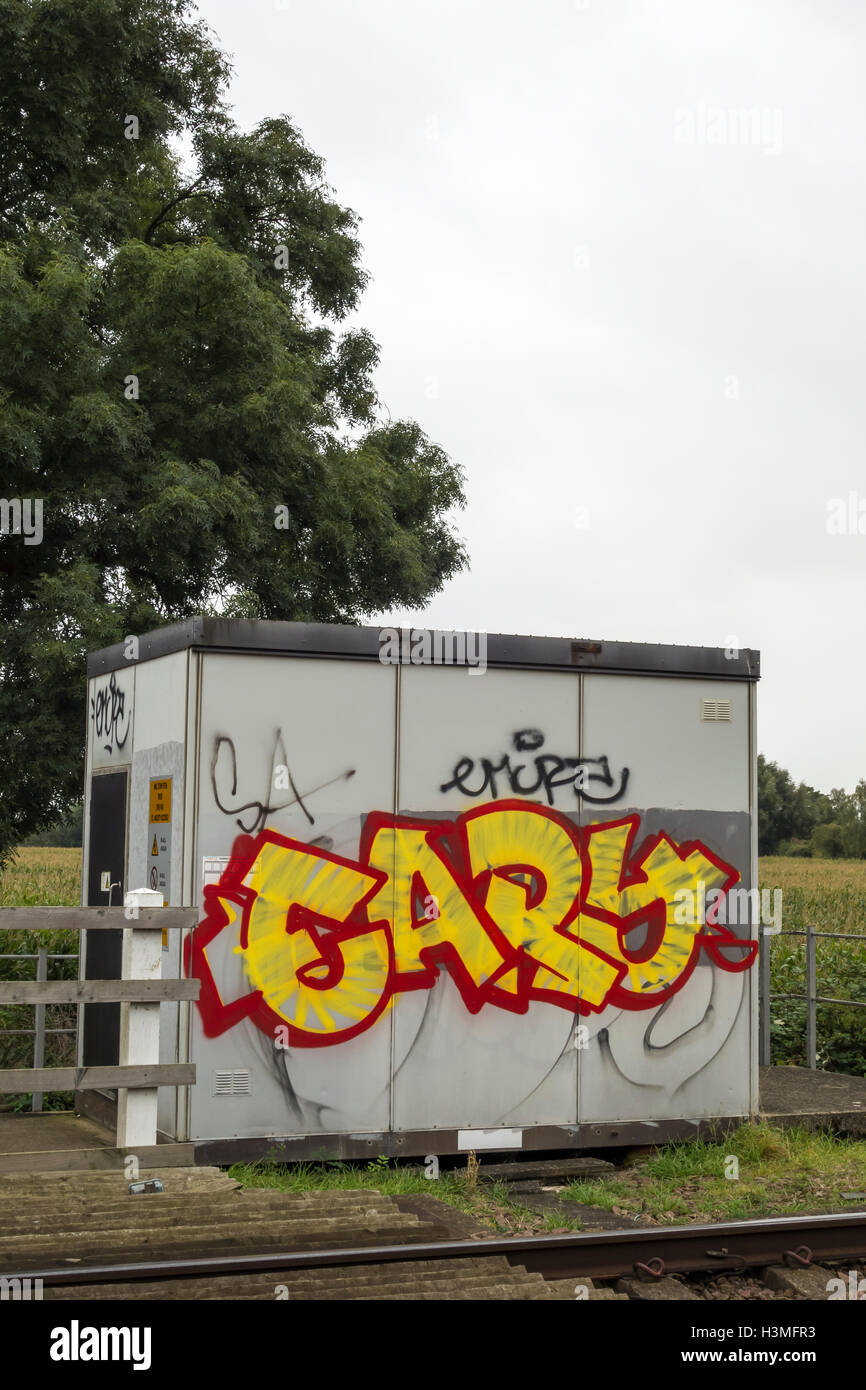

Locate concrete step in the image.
[210,1264,538,1296]
[0,1192,403,1232]
[42,1258,559,1301]
[0,1172,239,1196]
[0,1209,417,1239]
[0,1166,231,1186]
[44,1255,523,1300]
[52,1273,623,1304]
[0,1225,448,1271]
[0,1213,433,1252]
[43,1256,519,1300]
[0,1149,198,1176]
[0,1193,418,1230]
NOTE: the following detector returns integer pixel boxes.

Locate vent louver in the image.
[700,698,732,722]
[213,1069,251,1096]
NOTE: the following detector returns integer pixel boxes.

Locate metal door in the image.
[82,769,128,1066]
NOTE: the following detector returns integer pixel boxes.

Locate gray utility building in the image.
[81,619,760,1163]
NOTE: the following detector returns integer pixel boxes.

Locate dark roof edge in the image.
[87,618,760,681]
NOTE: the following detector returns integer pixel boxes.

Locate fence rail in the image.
[0,907,196,931]
[0,979,199,1004]
[0,1064,196,1091]
[759,925,866,1069]
[0,904,199,1148]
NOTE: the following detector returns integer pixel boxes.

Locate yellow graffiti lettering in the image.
[582,824,731,996]
[238,840,390,1039]
[464,804,619,1008]
[366,824,509,990]
[192,810,752,1044]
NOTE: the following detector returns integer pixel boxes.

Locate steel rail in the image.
[6,1209,866,1288]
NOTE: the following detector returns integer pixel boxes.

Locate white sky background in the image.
[197,0,866,794]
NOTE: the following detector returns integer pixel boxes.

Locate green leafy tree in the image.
[810,821,847,859]
[758,755,836,855]
[817,783,866,859]
[0,0,467,861]
[24,802,82,847]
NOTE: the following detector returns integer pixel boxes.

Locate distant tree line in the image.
[758,756,866,858]
[24,803,82,848]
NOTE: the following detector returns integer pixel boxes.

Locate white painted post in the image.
[116,888,163,1149]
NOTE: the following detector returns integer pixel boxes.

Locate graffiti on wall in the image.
[441,729,629,806]
[188,799,757,1047]
[210,728,356,834]
[91,671,131,756]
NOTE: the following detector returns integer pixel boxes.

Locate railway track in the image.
[8,1211,866,1301]
[2,1167,865,1301]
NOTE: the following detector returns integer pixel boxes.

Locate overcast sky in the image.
[198,0,866,793]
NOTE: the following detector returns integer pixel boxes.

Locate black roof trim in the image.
[87,618,760,681]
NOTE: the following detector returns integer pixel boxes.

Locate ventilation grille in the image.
[213,1069,251,1097]
[700,698,732,722]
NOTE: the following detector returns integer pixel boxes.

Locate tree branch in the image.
[143,176,209,244]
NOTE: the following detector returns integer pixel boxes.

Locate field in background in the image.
[0,846,80,907]
[2,848,864,915]
[7,850,859,911]
[760,855,866,931]
[0,848,80,1100]
[759,857,866,1075]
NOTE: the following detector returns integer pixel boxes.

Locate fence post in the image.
[806,924,817,1070]
[759,926,771,1067]
[31,946,47,1113]
[116,889,163,1149]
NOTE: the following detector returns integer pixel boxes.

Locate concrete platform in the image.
[0,1112,193,1173]
[0,1112,111,1155]
[760,1065,866,1136]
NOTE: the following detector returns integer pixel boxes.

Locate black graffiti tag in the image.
[211,729,356,834]
[91,672,131,755]
[440,729,630,806]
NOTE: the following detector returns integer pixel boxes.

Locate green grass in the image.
[229,1124,866,1234]
[228,1155,544,1234]
[562,1124,866,1225]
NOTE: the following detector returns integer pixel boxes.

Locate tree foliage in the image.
[0,0,467,858]
[758,755,866,858]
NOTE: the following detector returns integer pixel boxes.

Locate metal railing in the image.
[0,946,78,1112]
[759,926,866,1068]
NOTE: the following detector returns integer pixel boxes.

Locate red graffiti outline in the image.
[360,810,527,1015]
[582,816,756,1011]
[458,799,626,1017]
[189,806,758,1045]
[187,829,393,1042]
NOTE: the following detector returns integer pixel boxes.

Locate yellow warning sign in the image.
[149,778,172,823]
[151,834,158,856]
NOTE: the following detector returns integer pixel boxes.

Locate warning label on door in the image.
[149,778,172,823]
[147,777,172,906]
